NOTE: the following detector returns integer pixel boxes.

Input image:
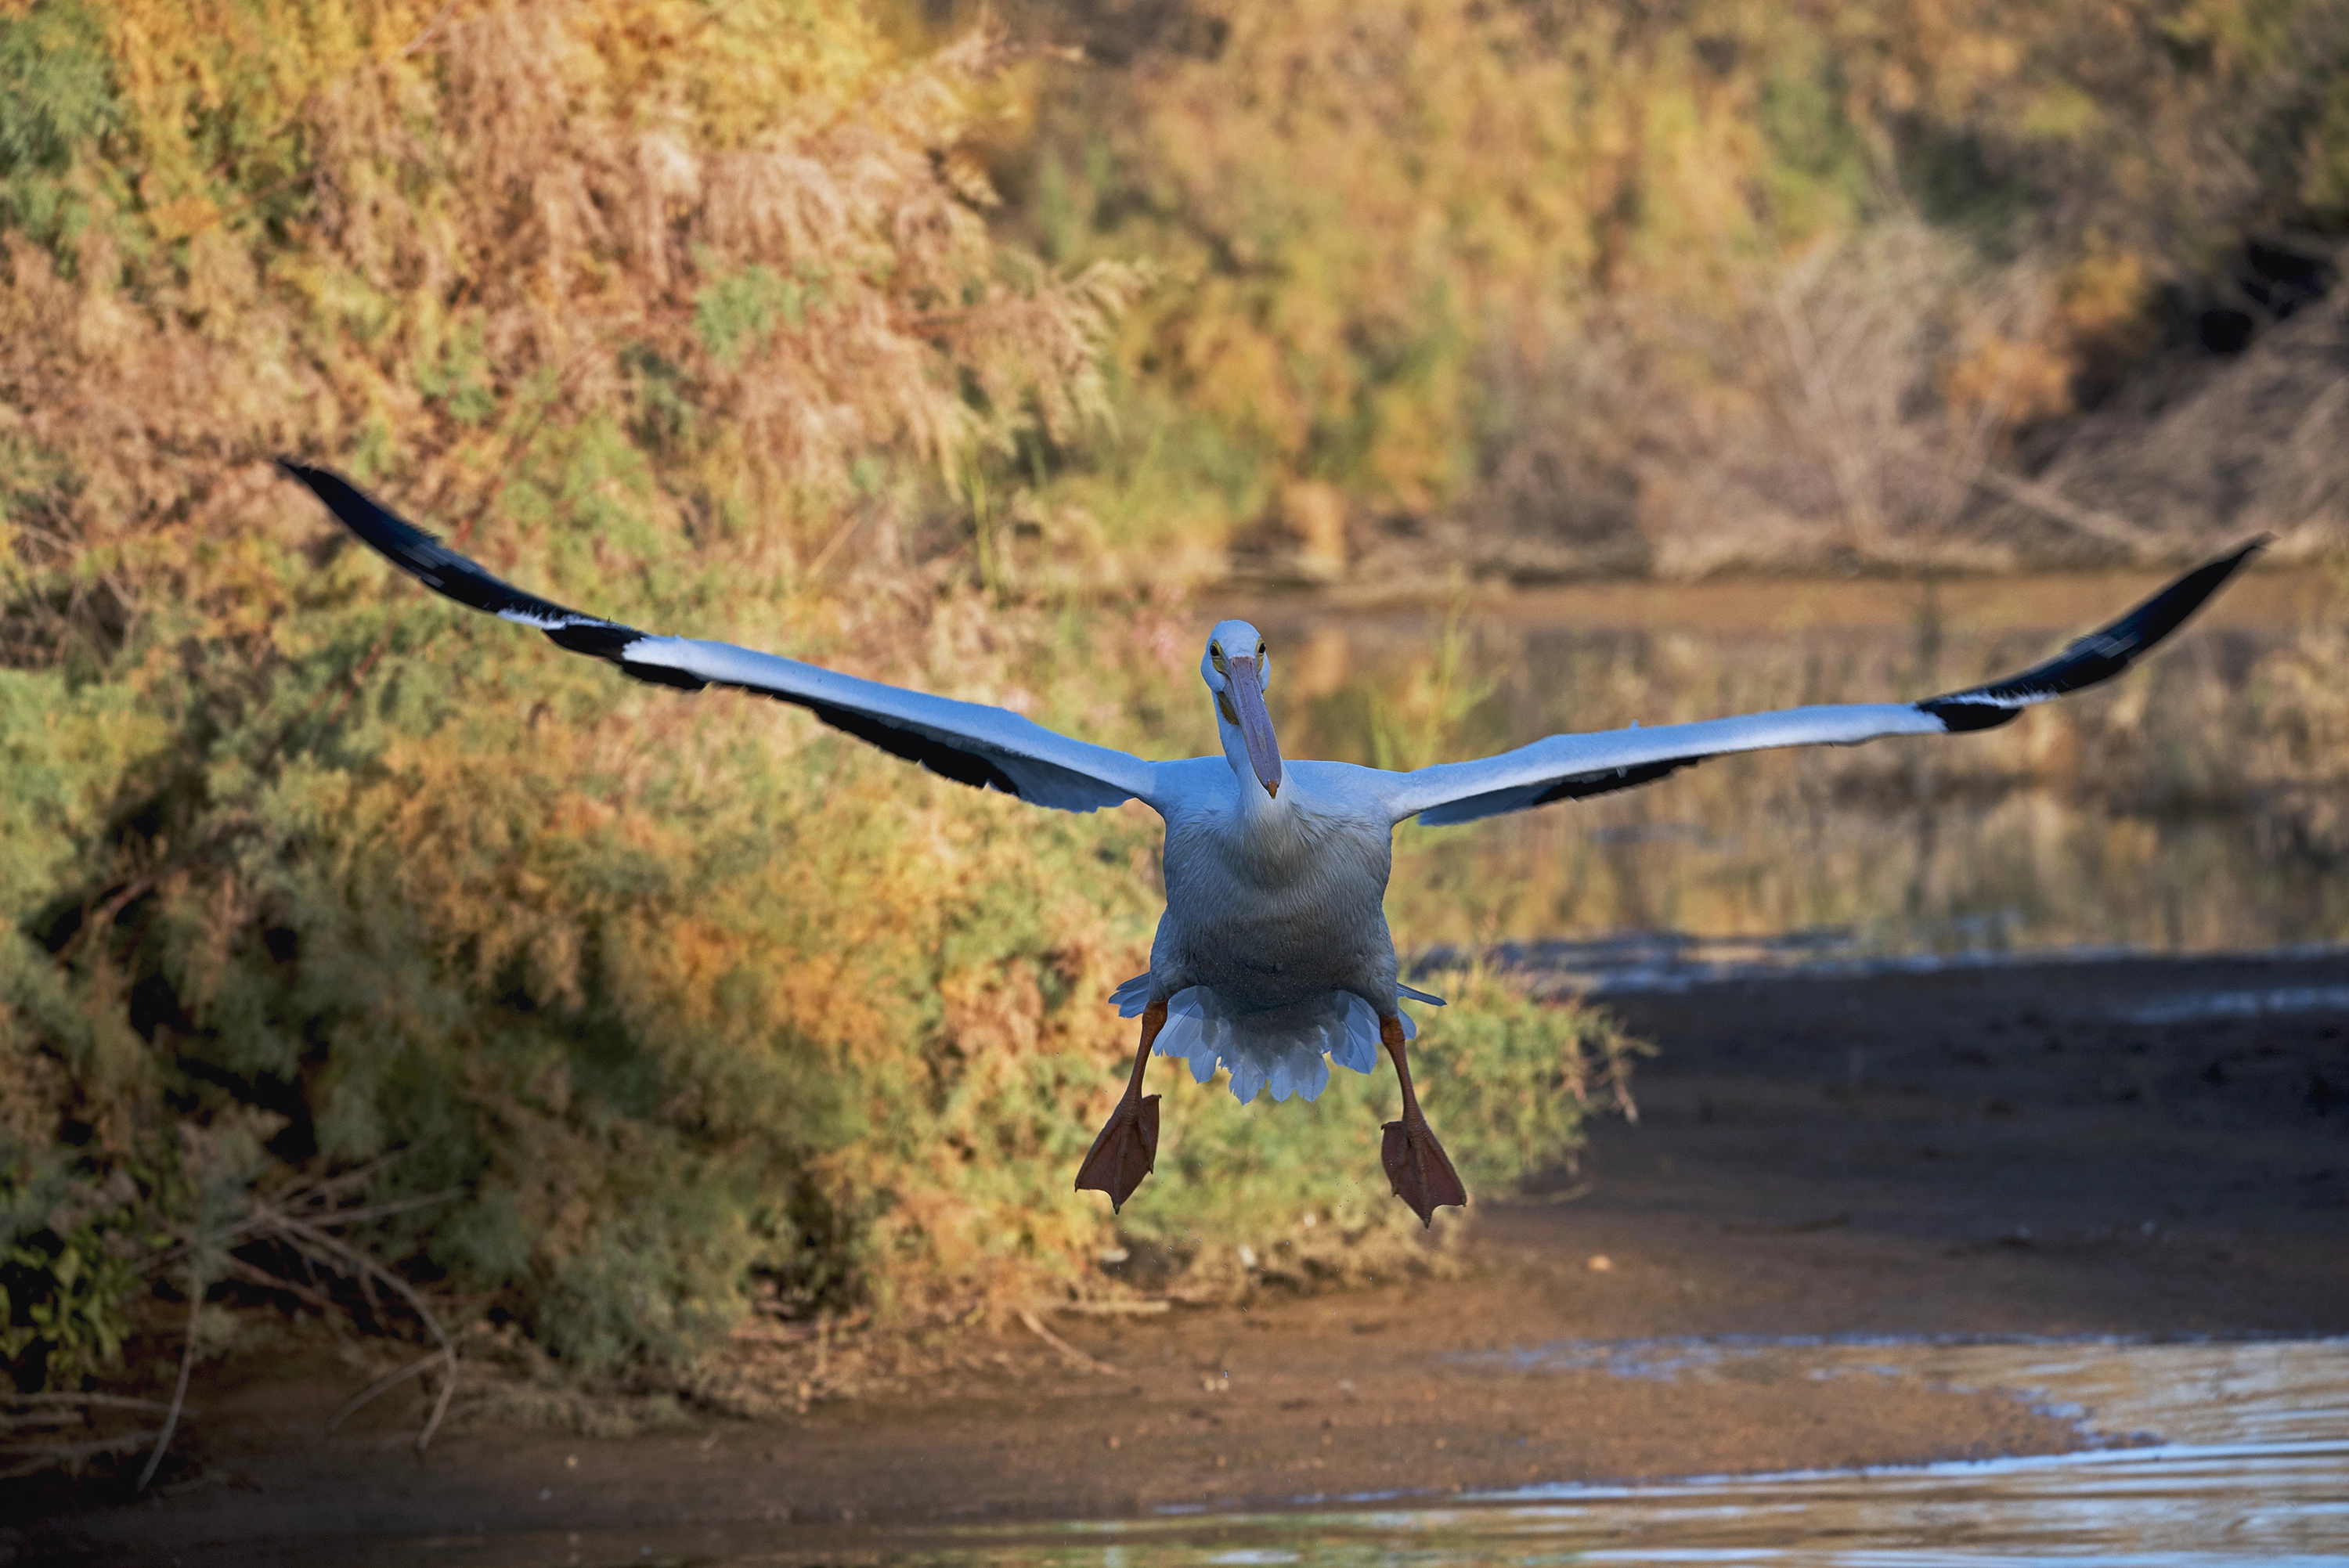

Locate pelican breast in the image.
[1124,762,1433,1103]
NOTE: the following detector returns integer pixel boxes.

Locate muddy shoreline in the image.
[9,952,2346,1566]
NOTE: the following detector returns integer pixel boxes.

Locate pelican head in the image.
[1203,619,1283,801]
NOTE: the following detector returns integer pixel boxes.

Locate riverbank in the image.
[9,950,2344,1566]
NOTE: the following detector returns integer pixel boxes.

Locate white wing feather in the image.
[1385,704,1943,827]
[622,636,1159,813]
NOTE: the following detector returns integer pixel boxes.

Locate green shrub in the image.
[1,1156,150,1392]
[0,0,1154,1388]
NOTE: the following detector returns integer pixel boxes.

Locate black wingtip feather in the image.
[278,457,649,658]
[1917,537,2265,731]
[280,460,1022,794]
[1531,755,1701,806]
[809,702,1022,795]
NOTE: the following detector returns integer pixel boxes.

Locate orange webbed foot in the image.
[1380,1116,1467,1227]
[1075,1094,1160,1213]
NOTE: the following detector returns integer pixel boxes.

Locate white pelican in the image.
[281,462,2261,1224]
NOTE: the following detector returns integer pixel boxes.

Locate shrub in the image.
[0,0,1644,1393]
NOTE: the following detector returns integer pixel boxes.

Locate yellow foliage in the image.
[0,0,1167,1376]
[1944,331,2078,424]
[1017,0,2349,572]
[13,0,2344,1392]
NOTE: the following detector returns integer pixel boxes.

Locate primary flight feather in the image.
[282,460,2261,1224]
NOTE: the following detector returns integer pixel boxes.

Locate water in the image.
[251,1336,2345,1565]
[1412,930,2349,996]
[849,1337,2349,1566]
[2113,985,2349,1026]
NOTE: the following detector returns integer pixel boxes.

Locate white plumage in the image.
[281,459,2262,1221]
[1113,968,1436,1105]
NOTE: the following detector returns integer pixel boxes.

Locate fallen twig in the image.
[2,1393,171,1412]
[0,1411,85,1432]
[136,1272,204,1492]
[1050,1299,1173,1317]
[0,1429,158,1481]
[0,1397,171,1441]
[327,1349,448,1435]
[1016,1308,1119,1375]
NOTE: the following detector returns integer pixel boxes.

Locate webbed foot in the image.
[1075,1094,1160,1213]
[1380,1114,1467,1227]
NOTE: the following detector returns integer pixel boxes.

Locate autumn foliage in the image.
[2,0,1636,1392]
[1015,0,2349,578]
[5,0,2344,1397]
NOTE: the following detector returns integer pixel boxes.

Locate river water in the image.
[851,1336,2349,1566]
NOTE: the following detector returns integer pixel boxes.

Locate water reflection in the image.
[1409,930,2349,994]
[888,1337,2349,1567]
[2115,984,2349,1025]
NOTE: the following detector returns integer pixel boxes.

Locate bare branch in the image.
[0,1429,157,1482]
[137,1272,204,1492]
[262,1213,458,1451]
[1015,1308,1119,1375]
[1965,465,2155,557]
[327,1350,446,1434]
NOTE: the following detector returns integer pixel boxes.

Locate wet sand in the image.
[10,952,2347,1566]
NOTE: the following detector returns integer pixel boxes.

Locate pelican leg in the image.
[1379,1015,1468,1227]
[1075,1000,1167,1213]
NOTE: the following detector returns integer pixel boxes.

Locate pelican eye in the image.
[1208,642,1225,669]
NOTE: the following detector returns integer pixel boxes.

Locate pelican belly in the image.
[1150,984,1414,1104]
[1119,764,1428,1104]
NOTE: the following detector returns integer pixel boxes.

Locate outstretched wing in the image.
[283,462,1160,814]
[1383,540,2265,828]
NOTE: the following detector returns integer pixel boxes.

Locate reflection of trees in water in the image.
[1254,577,2349,955]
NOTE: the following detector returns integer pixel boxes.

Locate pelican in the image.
[281,462,2261,1224]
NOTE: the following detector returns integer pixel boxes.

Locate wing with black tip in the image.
[1382,539,2265,827]
[283,461,1160,814]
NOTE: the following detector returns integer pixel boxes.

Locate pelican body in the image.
[283,460,2263,1223]
[1127,641,1438,1107]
